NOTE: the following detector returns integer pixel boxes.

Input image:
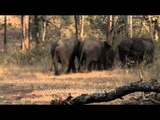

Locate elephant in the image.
[129,38,154,66]
[118,37,154,68]
[50,38,81,75]
[118,39,134,68]
[106,48,116,69]
[79,40,112,72]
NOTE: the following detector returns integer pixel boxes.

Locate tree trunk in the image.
[80,16,84,40]
[106,15,113,45]
[112,15,119,45]
[51,79,160,105]
[106,15,112,39]
[125,15,133,38]
[148,16,154,40]
[4,15,7,52]
[21,16,23,49]
[153,17,160,41]
[34,15,40,47]
[157,18,160,40]
[129,16,133,38]
[42,16,47,42]
[29,16,32,40]
[74,15,79,39]
[22,15,30,52]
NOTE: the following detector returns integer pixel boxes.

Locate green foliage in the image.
[61,16,73,25]
[88,16,107,39]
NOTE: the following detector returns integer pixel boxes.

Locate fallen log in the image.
[51,79,160,105]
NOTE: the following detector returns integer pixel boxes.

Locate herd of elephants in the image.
[50,37,154,75]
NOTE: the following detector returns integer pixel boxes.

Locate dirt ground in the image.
[0,64,152,105]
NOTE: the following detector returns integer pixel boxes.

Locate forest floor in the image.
[0,64,155,105]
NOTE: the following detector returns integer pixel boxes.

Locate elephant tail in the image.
[80,48,84,64]
[78,46,85,72]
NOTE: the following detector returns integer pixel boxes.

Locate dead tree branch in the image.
[51,80,160,105]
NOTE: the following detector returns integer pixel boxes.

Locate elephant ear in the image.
[107,40,113,47]
[103,40,112,49]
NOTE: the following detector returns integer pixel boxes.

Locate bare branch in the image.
[51,80,160,105]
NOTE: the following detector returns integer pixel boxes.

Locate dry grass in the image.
[0,16,159,104]
[0,64,155,105]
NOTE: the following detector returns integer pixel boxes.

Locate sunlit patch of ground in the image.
[0,64,152,104]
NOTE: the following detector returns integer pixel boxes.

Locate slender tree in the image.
[125,15,133,38]
[29,16,32,40]
[106,15,112,38]
[113,15,118,28]
[80,16,84,40]
[148,15,154,40]
[4,15,7,52]
[106,15,113,45]
[22,15,30,52]
[74,15,79,39]
[34,15,40,47]
[42,16,47,42]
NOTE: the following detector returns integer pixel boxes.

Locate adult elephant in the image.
[118,37,154,68]
[79,40,112,72]
[50,38,81,75]
[118,39,134,68]
[106,48,116,69]
[129,38,154,66]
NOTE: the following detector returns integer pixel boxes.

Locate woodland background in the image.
[0,15,160,104]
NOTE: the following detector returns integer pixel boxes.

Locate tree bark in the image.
[22,15,30,52]
[153,17,160,41]
[141,21,150,33]
[80,16,84,40]
[74,15,79,39]
[125,15,133,38]
[105,15,113,46]
[148,15,154,40]
[34,15,40,47]
[129,16,133,38]
[42,16,47,42]
[106,15,112,42]
[113,16,118,28]
[29,16,32,41]
[4,15,7,52]
[51,79,160,105]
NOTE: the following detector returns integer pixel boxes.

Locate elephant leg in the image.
[71,63,76,73]
[110,59,114,69]
[78,63,81,72]
[88,62,93,72]
[50,58,54,72]
[89,61,97,71]
[92,61,98,71]
[67,59,76,73]
[59,60,69,74]
[121,59,126,68]
[84,59,90,72]
[51,52,59,75]
[71,57,76,73]
[66,61,72,73]
[53,56,59,75]
[78,60,84,72]
[121,55,127,68]
[103,61,107,70]
[97,61,102,71]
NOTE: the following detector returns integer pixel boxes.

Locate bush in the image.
[0,41,52,66]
